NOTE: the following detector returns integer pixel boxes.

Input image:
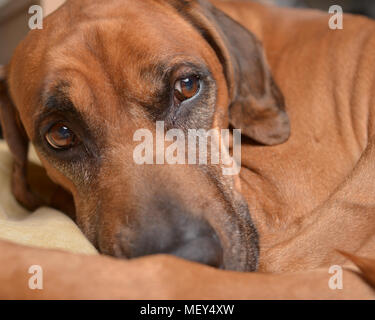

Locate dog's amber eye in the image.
[45,123,77,149]
[174,76,200,102]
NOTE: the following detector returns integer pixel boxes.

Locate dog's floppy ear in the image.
[173,0,290,145]
[0,65,42,210]
[338,251,375,289]
[0,66,75,217]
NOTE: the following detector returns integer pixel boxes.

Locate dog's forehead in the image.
[42,0,203,76]
[43,0,198,53]
[9,0,214,130]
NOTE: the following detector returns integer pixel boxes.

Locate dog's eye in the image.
[45,123,77,149]
[174,76,200,102]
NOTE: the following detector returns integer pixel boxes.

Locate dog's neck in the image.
[219,0,374,271]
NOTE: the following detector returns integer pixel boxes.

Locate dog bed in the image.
[0,140,98,255]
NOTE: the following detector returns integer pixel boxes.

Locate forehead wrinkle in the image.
[35,85,81,130]
[73,23,159,111]
[40,80,71,112]
[41,53,121,126]
[46,2,207,89]
[36,1,213,129]
[37,78,99,128]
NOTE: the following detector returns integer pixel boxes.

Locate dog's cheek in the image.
[34,150,101,222]
[35,153,75,194]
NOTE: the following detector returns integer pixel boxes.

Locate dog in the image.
[0,0,375,299]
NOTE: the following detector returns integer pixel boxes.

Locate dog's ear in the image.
[338,250,375,288]
[172,0,290,145]
[0,66,75,217]
[0,65,42,210]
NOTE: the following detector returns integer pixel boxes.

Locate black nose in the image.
[169,233,222,267]
[126,205,223,268]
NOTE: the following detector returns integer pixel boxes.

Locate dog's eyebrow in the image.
[140,60,209,83]
[37,82,81,119]
[43,82,74,111]
[33,82,87,144]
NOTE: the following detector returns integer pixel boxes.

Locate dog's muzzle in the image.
[117,198,223,268]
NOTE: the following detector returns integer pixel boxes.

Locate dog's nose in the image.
[124,207,223,268]
[168,234,223,267]
[133,230,222,268]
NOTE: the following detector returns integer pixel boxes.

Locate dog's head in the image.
[0,0,289,271]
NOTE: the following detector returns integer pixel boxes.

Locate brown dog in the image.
[0,0,375,299]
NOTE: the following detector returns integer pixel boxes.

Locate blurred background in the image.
[258,0,375,16]
[1,0,375,138]
[0,0,65,65]
[1,0,375,65]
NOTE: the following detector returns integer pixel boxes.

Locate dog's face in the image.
[0,0,289,271]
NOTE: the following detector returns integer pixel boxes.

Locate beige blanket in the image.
[0,141,98,255]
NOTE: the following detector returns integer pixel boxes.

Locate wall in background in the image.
[256,0,375,17]
[1,0,373,66]
[0,0,66,65]
[0,0,36,65]
[0,0,65,139]
[41,0,66,16]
